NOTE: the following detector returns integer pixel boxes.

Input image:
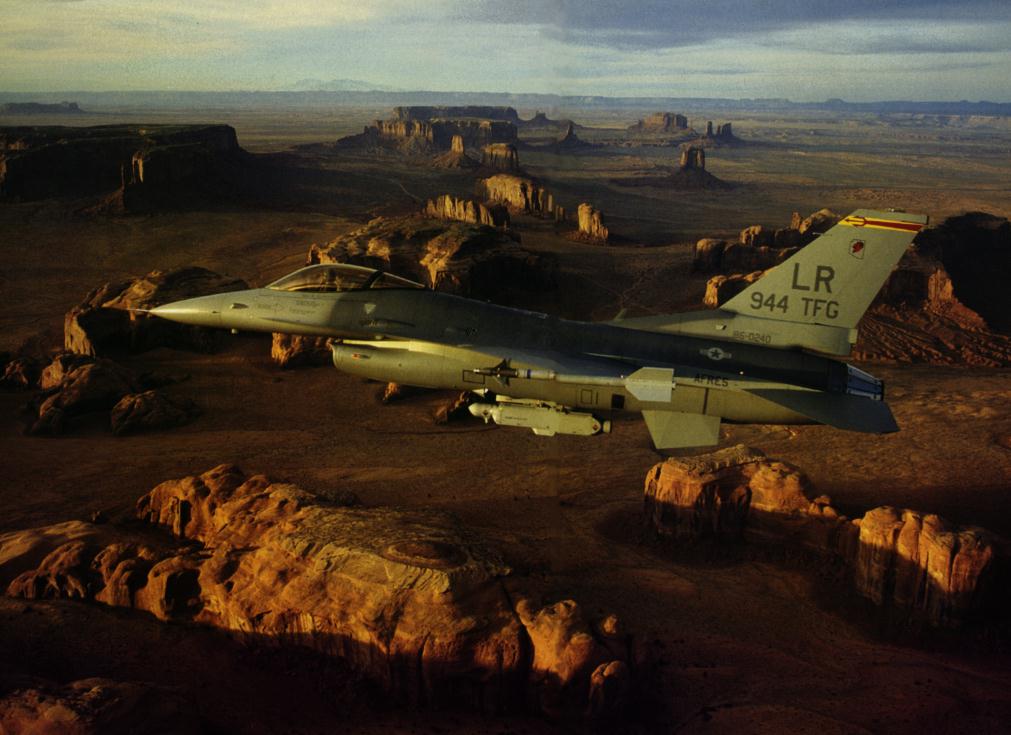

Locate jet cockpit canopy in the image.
[266,264,426,293]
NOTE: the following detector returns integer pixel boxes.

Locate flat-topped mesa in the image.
[628,112,688,134]
[679,146,705,170]
[372,117,517,151]
[1,101,84,115]
[478,174,564,220]
[576,203,609,243]
[394,105,520,123]
[0,124,242,202]
[425,194,510,229]
[644,445,1009,627]
[481,143,520,171]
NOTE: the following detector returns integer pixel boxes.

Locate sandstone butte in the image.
[0,466,634,716]
[477,174,564,220]
[644,445,1008,627]
[424,194,510,229]
[480,143,520,172]
[576,203,609,243]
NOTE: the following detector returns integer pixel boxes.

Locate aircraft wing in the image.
[455,344,723,449]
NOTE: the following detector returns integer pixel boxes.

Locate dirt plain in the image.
[2,104,1011,733]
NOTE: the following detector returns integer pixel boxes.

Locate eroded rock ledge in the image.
[644,445,1008,627]
[1,466,634,716]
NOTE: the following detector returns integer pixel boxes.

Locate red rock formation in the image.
[365,117,517,152]
[627,112,688,134]
[64,267,247,357]
[308,215,555,302]
[644,446,1007,626]
[703,272,762,307]
[692,238,727,272]
[2,466,634,714]
[477,174,562,219]
[30,359,140,435]
[576,203,609,243]
[109,390,200,436]
[679,146,705,170]
[481,143,520,171]
[431,134,478,168]
[270,333,332,368]
[424,194,510,228]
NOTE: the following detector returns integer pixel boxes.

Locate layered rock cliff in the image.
[644,445,1008,627]
[0,124,243,204]
[477,174,565,220]
[425,194,510,229]
[394,106,519,122]
[481,143,521,171]
[1,466,636,715]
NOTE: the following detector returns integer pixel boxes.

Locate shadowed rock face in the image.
[394,106,519,123]
[1,466,634,715]
[0,677,204,734]
[65,267,247,357]
[0,124,242,203]
[308,215,555,301]
[644,445,1008,627]
[480,143,520,172]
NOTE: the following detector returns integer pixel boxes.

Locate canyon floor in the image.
[2,105,1011,733]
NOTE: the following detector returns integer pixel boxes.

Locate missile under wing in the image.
[150,209,927,449]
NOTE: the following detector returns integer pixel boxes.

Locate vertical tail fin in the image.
[721,209,928,329]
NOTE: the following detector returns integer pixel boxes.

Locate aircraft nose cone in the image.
[149,294,225,328]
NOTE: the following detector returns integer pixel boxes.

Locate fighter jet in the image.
[151,209,927,449]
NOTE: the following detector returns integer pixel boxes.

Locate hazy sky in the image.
[2,0,1010,100]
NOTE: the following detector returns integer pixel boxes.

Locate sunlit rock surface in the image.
[2,466,635,714]
[645,445,1007,626]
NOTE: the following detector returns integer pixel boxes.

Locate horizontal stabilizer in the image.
[642,410,721,449]
[746,389,898,434]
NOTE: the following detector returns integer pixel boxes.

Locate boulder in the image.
[703,272,762,307]
[576,203,609,243]
[270,333,332,368]
[739,224,773,247]
[644,445,1007,626]
[109,390,201,436]
[65,267,247,357]
[692,238,726,273]
[797,208,840,235]
[31,359,140,435]
[0,678,203,735]
[2,466,635,714]
[1,356,43,390]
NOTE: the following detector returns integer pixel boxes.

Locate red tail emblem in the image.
[849,240,865,259]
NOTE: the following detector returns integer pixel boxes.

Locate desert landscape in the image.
[2,87,1011,735]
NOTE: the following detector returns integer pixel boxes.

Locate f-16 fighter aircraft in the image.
[151,209,927,449]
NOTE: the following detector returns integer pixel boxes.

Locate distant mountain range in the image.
[289,78,401,93]
[1,90,1009,116]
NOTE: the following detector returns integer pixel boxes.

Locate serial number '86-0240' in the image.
[749,291,840,319]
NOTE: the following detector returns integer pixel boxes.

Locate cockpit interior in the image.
[266,264,426,293]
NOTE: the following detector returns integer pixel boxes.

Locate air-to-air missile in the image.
[151,209,927,449]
